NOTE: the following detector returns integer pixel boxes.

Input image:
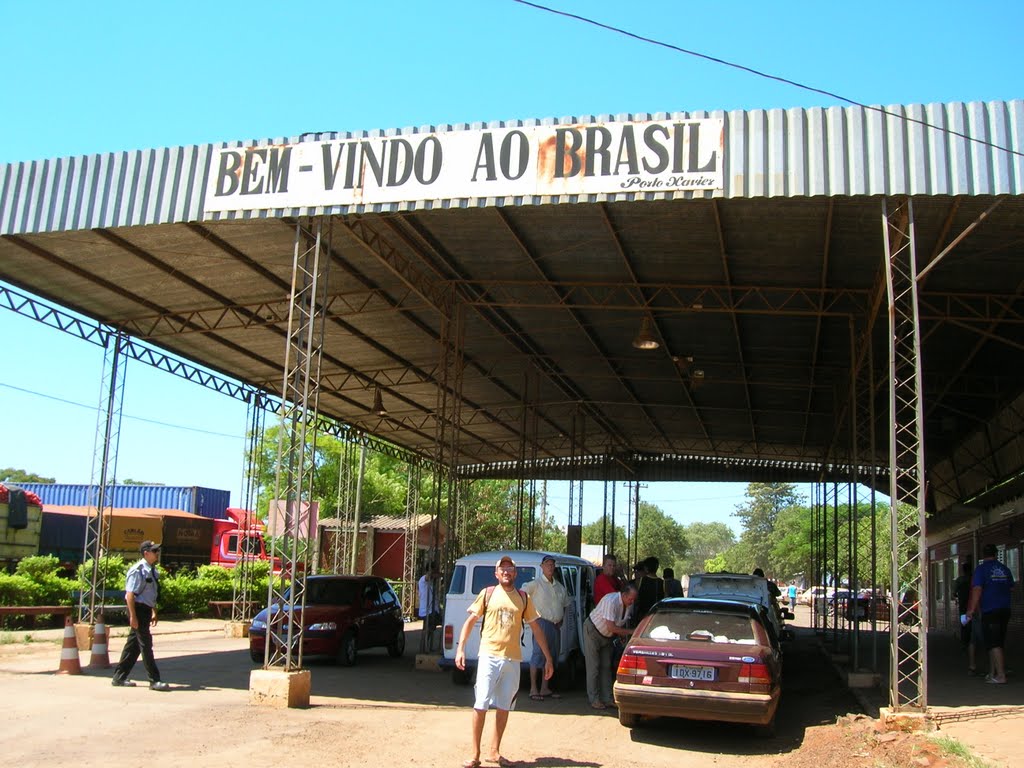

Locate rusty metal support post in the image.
[402,460,422,621]
[883,197,928,711]
[232,390,267,624]
[80,331,127,627]
[261,217,330,672]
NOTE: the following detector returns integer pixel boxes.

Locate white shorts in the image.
[473,654,520,711]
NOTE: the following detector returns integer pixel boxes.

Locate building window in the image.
[1004,545,1020,583]
[933,561,946,603]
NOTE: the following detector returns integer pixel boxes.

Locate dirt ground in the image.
[0,619,1014,768]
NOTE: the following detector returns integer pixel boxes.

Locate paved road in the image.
[0,618,864,768]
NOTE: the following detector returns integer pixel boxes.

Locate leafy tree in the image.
[768,504,813,582]
[704,552,728,572]
[678,521,736,574]
[247,425,564,559]
[732,483,801,572]
[580,518,629,557]
[633,502,689,574]
[121,479,165,485]
[0,468,54,484]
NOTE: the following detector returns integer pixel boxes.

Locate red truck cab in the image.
[210,507,278,569]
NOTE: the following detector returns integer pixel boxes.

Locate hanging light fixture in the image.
[371,385,387,417]
[632,315,659,350]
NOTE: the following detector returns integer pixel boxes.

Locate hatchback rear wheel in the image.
[338,631,358,667]
[387,628,406,657]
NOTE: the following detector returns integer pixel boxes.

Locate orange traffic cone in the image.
[88,614,110,669]
[57,616,82,675]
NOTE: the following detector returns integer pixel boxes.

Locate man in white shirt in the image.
[417,565,440,650]
[583,584,637,710]
[523,554,571,701]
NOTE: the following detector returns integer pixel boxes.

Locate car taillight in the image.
[738,662,771,685]
[616,653,646,676]
[444,624,454,650]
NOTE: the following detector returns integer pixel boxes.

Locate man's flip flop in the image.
[591,701,607,710]
[529,693,544,701]
[461,760,480,768]
[489,758,515,767]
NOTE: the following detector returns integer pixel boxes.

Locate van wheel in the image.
[452,666,471,686]
[618,710,639,728]
[338,631,358,667]
[250,649,263,664]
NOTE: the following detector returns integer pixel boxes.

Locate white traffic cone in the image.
[57,616,82,675]
[87,614,110,669]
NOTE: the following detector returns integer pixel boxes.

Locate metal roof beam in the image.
[800,199,834,453]
[598,202,708,452]
[494,207,672,451]
[388,212,629,451]
[115,288,431,338]
[452,279,869,315]
[711,199,757,450]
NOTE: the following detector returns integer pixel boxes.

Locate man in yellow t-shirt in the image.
[455,555,554,768]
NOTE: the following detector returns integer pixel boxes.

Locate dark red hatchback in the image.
[613,597,782,736]
[249,575,405,666]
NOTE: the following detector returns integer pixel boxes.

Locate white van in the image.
[440,550,596,685]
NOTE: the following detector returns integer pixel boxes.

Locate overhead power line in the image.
[0,380,244,440]
[513,0,1024,159]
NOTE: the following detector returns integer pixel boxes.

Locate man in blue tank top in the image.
[966,543,1015,684]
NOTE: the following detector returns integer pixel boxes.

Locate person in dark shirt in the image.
[663,567,684,598]
[630,557,664,626]
[965,544,1015,684]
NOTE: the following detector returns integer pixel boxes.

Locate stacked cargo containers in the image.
[17,484,232,520]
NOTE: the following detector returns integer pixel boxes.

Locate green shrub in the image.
[11,557,77,605]
[77,556,130,592]
[0,574,41,606]
[15,555,61,581]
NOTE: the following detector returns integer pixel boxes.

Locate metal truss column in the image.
[261,218,331,672]
[80,331,127,626]
[330,436,357,574]
[433,302,465,620]
[232,391,268,624]
[402,461,422,620]
[883,197,928,711]
[851,322,881,672]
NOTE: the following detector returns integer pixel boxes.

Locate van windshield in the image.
[472,566,536,594]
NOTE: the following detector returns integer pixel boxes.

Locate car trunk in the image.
[618,640,774,695]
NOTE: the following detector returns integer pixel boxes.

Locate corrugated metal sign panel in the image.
[1,100,1021,236]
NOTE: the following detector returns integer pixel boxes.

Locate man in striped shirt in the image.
[583,584,637,710]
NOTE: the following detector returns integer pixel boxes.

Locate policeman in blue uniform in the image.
[111,540,169,690]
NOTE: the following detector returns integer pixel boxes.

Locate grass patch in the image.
[931,735,990,768]
[0,632,35,645]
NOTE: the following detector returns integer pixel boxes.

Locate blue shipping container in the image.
[18,484,231,520]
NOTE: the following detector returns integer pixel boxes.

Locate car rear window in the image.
[641,611,757,645]
[471,566,536,594]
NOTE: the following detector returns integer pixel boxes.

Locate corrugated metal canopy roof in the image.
[1,100,1023,511]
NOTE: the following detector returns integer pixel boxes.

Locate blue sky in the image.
[1,0,1019,531]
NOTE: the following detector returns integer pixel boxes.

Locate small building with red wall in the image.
[317,514,446,580]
